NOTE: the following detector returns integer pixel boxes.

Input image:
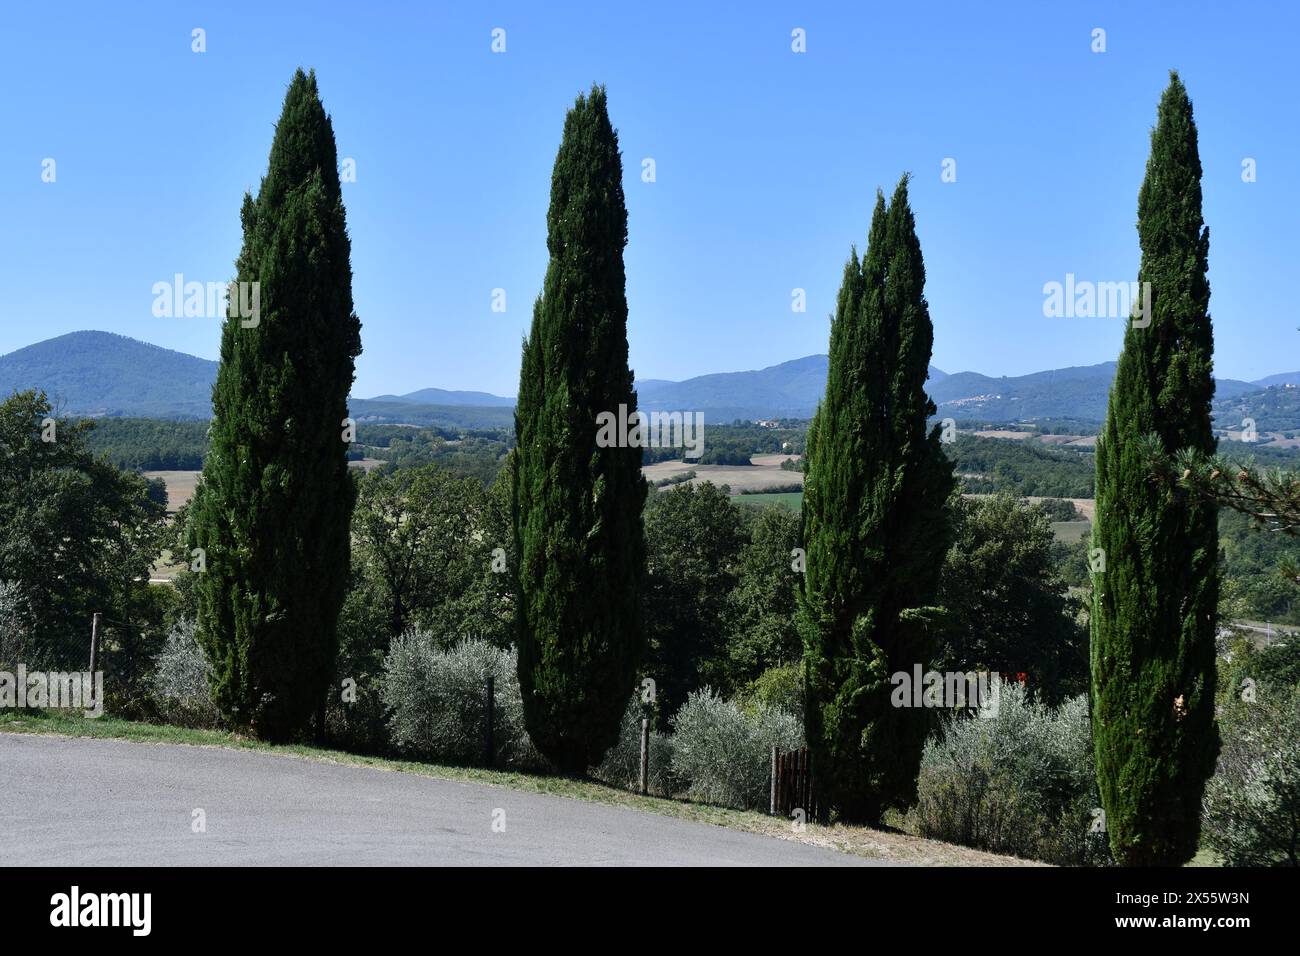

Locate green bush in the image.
[739,663,804,719]
[383,633,546,770]
[909,683,1110,865]
[592,696,677,797]
[1255,640,1300,688]
[0,580,34,669]
[1203,682,1300,866]
[669,688,802,810]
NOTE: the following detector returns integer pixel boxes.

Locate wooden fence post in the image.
[800,747,809,817]
[639,717,650,795]
[770,746,778,815]
[87,612,101,707]
[484,675,495,767]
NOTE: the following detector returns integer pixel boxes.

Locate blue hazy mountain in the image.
[0,331,1290,427]
[637,355,947,421]
[0,331,218,418]
[366,386,515,407]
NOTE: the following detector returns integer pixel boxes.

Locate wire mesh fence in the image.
[0,626,92,675]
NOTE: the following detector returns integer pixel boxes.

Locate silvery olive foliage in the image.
[909,683,1110,866]
[1203,683,1300,867]
[151,619,221,726]
[383,632,546,770]
[669,688,803,810]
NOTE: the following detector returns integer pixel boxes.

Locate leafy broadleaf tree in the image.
[0,390,167,671]
[1091,72,1219,866]
[936,495,1088,704]
[725,504,804,690]
[188,69,362,741]
[513,86,646,773]
[352,466,486,642]
[642,482,748,720]
[799,178,956,823]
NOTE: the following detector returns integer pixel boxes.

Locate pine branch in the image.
[1144,434,1300,536]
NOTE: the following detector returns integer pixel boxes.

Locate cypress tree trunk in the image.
[513,86,646,773]
[1091,72,1219,866]
[799,177,955,823]
[189,69,361,741]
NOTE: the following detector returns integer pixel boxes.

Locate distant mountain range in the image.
[1,331,1295,432]
[634,354,941,421]
[928,363,1262,423]
[365,386,515,408]
[0,332,515,428]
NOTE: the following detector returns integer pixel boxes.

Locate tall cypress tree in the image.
[513,85,646,773]
[188,69,361,741]
[799,177,955,823]
[1091,72,1218,866]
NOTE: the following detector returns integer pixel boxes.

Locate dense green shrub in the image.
[669,688,802,810]
[322,573,393,753]
[0,580,33,669]
[383,633,546,770]
[909,684,1110,866]
[739,663,804,720]
[737,483,802,495]
[1254,639,1300,688]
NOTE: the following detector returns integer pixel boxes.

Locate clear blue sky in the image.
[2,1,1296,397]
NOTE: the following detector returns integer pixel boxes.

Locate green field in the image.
[732,492,803,511]
[1050,520,1092,543]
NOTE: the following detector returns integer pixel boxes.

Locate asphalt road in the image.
[0,734,876,866]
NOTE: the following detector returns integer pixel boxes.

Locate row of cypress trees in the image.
[799,71,1219,867]
[188,75,649,766]
[191,69,1219,865]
